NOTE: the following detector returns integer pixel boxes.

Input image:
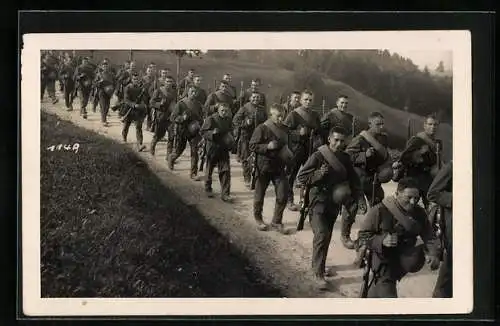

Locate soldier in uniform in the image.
[296,126,362,289]
[239,79,267,108]
[59,55,76,111]
[204,81,236,117]
[222,73,237,101]
[90,58,109,113]
[74,56,96,119]
[178,68,195,96]
[94,61,116,127]
[157,69,169,87]
[320,95,357,144]
[200,102,234,202]
[40,53,59,104]
[142,65,159,131]
[282,91,301,118]
[149,76,177,157]
[428,161,453,298]
[181,75,207,105]
[393,113,443,210]
[341,112,394,249]
[233,93,268,188]
[115,60,136,102]
[249,104,292,233]
[121,72,148,152]
[168,86,204,181]
[283,90,323,212]
[357,177,441,298]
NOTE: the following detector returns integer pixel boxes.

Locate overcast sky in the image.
[387,49,453,71]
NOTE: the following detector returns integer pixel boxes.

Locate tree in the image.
[435,60,445,73]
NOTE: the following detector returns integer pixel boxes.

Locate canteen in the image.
[377,164,394,183]
[399,244,426,273]
[104,85,115,96]
[222,133,235,149]
[332,181,352,205]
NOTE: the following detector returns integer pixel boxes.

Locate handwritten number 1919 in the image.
[47,143,80,154]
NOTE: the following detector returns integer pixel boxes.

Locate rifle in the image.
[359,171,378,297]
[296,129,317,231]
[432,140,444,257]
[119,83,147,123]
[233,81,244,156]
[250,106,258,190]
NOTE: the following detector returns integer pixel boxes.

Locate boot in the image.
[341,219,356,250]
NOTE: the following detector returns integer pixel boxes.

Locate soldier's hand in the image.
[392,161,402,169]
[267,140,279,150]
[245,118,253,126]
[382,233,398,247]
[366,147,376,158]
[213,128,220,135]
[319,163,330,177]
[426,255,441,270]
[182,113,189,121]
[299,126,308,136]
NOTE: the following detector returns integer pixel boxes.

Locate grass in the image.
[40,112,282,298]
[74,50,452,161]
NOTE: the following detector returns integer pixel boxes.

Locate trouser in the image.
[253,170,289,224]
[63,79,75,108]
[310,201,341,277]
[433,211,453,298]
[166,123,175,156]
[79,85,92,114]
[91,88,99,111]
[366,260,406,298]
[150,117,170,155]
[41,77,56,101]
[98,90,111,123]
[205,153,231,197]
[240,134,252,183]
[146,105,153,130]
[122,115,145,145]
[170,132,201,177]
[286,148,307,203]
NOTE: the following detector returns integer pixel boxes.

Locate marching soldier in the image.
[181,75,207,105]
[157,69,169,87]
[59,55,76,111]
[249,104,292,233]
[149,76,177,157]
[200,102,235,202]
[178,68,195,96]
[94,61,116,127]
[233,92,268,188]
[393,113,443,210]
[320,95,357,144]
[282,91,301,118]
[74,56,96,119]
[115,60,136,102]
[239,79,267,108]
[428,161,453,298]
[283,90,323,211]
[296,126,362,289]
[357,177,441,298]
[142,65,159,131]
[90,58,111,113]
[222,73,237,101]
[40,53,59,104]
[121,72,148,152]
[204,81,236,116]
[168,86,204,181]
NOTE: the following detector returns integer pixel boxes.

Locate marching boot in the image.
[253,201,268,231]
[341,219,356,250]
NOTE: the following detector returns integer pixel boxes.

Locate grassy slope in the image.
[40,112,282,298]
[80,50,452,161]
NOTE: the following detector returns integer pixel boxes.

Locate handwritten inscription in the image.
[47,143,80,154]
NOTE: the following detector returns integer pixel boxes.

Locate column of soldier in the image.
[41,51,453,299]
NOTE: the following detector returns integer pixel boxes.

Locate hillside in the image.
[74,50,452,161]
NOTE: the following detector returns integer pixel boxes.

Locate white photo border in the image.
[21,31,473,316]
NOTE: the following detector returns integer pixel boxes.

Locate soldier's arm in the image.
[399,136,422,165]
[427,162,453,209]
[200,116,216,141]
[123,86,136,107]
[296,152,324,186]
[345,136,368,166]
[232,106,245,128]
[149,89,162,108]
[358,207,385,254]
[344,154,363,199]
[249,125,269,154]
[417,208,440,258]
[170,102,185,124]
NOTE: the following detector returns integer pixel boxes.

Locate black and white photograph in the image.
[21,31,472,316]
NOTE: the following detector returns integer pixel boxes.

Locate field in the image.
[40,111,282,297]
[74,50,452,161]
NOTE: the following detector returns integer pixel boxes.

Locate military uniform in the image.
[178,76,194,96]
[428,161,453,298]
[296,144,361,279]
[358,195,439,297]
[121,83,148,150]
[116,69,134,102]
[168,97,204,178]
[239,88,267,108]
[41,56,59,104]
[181,85,207,107]
[282,101,301,120]
[142,73,159,131]
[283,107,323,208]
[74,62,96,117]
[200,112,234,200]
[320,108,357,144]
[249,119,294,231]
[95,70,116,124]
[342,130,393,248]
[149,85,177,157]
[204,90,236,117]
[233,102,268,185]
[397,132,443,210]
[58,62,76,110]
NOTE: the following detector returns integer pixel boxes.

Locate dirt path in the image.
[40,91,438,298]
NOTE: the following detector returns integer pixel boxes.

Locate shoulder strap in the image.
[317,145,348,180]
[381,196,419,233]
[263,120,288,143]
[360,130,388,159]
[293,107,315,127]
[416,132,437,151]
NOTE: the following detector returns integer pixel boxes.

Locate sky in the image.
[386,49,453,71]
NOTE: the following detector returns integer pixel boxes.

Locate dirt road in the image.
[40,91,438,298]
